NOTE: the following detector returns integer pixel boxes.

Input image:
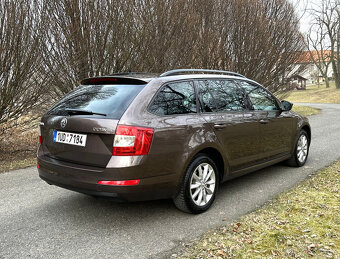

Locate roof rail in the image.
[160,69,246,78]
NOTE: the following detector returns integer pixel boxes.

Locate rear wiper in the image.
[65,109,107,116]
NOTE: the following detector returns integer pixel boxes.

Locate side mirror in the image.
[281,100,293,111]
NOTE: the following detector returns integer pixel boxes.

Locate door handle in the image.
[213,124,227,129]
[259,119,269,124]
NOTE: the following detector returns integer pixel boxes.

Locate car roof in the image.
[80,69,253,85]
[155,73,248,82]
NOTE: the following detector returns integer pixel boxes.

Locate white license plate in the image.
[53,130,87,147]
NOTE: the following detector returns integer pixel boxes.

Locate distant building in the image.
[291,50,333,84]
[288,74,307,90]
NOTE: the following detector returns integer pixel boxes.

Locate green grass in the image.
[292,105,321,117]
[179,161,340,259]
[286,82,340,103]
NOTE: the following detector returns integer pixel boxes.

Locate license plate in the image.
[53,130,87,147]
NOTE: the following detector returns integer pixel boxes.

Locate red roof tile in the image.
[294,50,332,63]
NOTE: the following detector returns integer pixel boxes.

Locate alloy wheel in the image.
[189,163,216,206]
[297,134,308,163]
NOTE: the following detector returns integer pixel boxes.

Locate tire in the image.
[286,129,310,167]
[173,154,219,214]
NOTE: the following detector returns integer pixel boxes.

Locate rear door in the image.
[147,80,206,173]
[237,80,294,160]
[196,79,262,172]
[40,82,146,167]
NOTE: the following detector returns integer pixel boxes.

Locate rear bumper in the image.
[37,155,178,202]
[39,174,120,199]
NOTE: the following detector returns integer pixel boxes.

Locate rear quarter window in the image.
[148,81,197,115]
[47,84,145,119]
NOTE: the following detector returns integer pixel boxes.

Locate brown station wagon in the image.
[37,69,311,213]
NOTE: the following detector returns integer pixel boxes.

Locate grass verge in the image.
[286,82,340,103]
[292,105,321,117]
[0,117,38,173]
[179,161,340,259]
[0,156,36,173]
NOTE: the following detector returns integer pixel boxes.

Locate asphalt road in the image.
[0,103,339,259]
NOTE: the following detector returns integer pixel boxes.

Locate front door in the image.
[236,80,294,161]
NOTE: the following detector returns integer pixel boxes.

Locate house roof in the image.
[289,74,308,80]
[294,50,332,64]
[295,50,332,64]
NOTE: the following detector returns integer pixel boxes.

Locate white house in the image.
[292,50,333,85]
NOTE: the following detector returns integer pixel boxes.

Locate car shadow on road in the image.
[0,162,308,259]
[40,162,300,229]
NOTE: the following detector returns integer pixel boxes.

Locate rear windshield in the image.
[47,84,145,119]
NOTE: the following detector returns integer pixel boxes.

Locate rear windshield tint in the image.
[47,84,145,119]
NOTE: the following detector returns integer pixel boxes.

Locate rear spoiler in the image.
[80,76,149,85]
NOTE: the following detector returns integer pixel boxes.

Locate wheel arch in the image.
[301,124,311,144]
[187,146,228,184]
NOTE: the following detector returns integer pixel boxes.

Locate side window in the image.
[148,81,197,115]
[238,81,279,111]
[198,80,247,112]
[197,81,216,112]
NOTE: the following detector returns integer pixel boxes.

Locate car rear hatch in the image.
[39,77,148,167]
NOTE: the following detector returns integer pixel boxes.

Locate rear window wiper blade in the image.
[65,109,107,116]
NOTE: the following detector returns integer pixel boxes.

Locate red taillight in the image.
[112,125,153,156]
[38,124,43,143]
[97,180,140,186]
[37,163,40,169]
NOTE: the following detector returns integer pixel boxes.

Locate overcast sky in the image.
[288,0,323,34]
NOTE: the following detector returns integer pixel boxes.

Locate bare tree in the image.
[41,0,139,99]
[218,0,305,94]
[306,1,336,88]
[39,0,304,98]
[306,27,332,88]
[0,0,46,124]
[129,0,199,72]
[309,0,340,89]
[135,0,305,94]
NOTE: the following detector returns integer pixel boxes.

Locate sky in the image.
[288,0,323,34]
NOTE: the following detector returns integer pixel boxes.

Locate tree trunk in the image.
[331,55,340,89]
[335,77,340,89]
[325,76,330,88]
